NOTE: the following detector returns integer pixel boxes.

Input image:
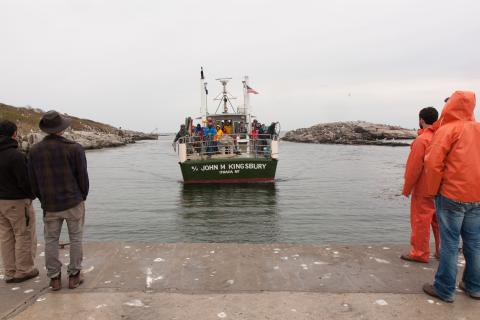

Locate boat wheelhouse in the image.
[175,68,280,184]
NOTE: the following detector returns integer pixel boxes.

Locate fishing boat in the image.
[174,68,280,184]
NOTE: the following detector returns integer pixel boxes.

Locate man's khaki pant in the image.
[43,201,85,278]
[0,199,37,279]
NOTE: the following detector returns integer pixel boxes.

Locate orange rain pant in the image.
[409,194,440,262]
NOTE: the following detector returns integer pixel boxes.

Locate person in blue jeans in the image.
[423,91,480,302]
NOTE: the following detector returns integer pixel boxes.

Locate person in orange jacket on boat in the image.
[422,91,480,302]
[401,107,440,263]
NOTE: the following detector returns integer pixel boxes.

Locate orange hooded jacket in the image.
[402,128,434,197]
[424,91,480,202]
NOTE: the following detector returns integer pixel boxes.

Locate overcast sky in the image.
[1,0,479,132]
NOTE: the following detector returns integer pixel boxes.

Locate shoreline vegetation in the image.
[0,103,158,151]
[282,121,417,146]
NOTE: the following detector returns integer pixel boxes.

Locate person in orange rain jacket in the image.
[401,107,440,263]
[422,91,480,303]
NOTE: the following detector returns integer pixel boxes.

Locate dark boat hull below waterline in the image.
[180,158,278,184]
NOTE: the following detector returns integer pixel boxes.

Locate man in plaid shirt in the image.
[28,111,89,291]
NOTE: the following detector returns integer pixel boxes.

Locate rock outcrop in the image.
[1,103,158,151]
[282,121,416,146]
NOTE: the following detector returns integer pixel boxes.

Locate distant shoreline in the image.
[0,102,158,151]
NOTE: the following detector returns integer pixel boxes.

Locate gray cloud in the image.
[1,0,479,132]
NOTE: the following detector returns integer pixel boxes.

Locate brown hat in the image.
[39,110,72,134]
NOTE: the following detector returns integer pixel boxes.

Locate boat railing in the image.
[176,133,279,162]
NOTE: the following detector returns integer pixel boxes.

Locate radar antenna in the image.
[213,78,237,114]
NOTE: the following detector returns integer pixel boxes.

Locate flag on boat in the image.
[204,82,208,95]
[246,85,259,94]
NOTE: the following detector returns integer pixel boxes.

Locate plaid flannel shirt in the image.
[28,135,89,212]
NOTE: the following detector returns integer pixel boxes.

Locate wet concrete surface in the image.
[0,242,476,319]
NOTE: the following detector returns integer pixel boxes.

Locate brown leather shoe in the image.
[422,283,453,303]
[459,281,480,300]
[12,268,40,283]
[50,274,62,291]
[68,272,84,289]
[400,254,428,263]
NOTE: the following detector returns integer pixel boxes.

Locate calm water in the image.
[34,136,412,244]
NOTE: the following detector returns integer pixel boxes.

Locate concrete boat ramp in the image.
[0,243,477,319]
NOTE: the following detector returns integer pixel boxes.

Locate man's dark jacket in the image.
[28,135,89,212]
[0,136,34,200]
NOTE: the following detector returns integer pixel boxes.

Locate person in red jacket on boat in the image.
[401,107,440,263]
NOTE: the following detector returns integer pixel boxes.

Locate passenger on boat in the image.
[224,120,233,135]
[193,124,204,154]
[215,125,223,141]
[267,122,277,139]
[203,119,217,156]
[214,125,223,154]
[257,123,267,155]
[173,124,187,143]
[239,121,247,138]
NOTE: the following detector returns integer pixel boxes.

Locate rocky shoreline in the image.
[282,121,417,146]
[19,130,158,152]
[1,102,158,151]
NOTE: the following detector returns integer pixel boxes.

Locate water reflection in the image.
[176,183,280,242]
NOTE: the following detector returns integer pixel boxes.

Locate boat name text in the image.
[191,163,267,173]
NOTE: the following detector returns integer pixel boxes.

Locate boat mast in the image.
[243,76,251,134]
[200,67,208,119]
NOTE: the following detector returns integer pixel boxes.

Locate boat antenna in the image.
[213,78,236,114]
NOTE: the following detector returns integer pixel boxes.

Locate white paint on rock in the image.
[11,287,20,291]
[427,300,434,304]
[83,266,95,273]
[24,289,34,294]
[226,279,234,285]
[96,304,108,309]
[124,299,145,307]
[374,258,390,264]
[314,261,327,265]
[217,312,227,318]
[39,252,45,257]
[146,268,153,288]
[36,297,46,302]
[154,258,165,262]
[375,299,388,306]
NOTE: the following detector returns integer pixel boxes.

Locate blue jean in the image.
[433,195,480,300]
